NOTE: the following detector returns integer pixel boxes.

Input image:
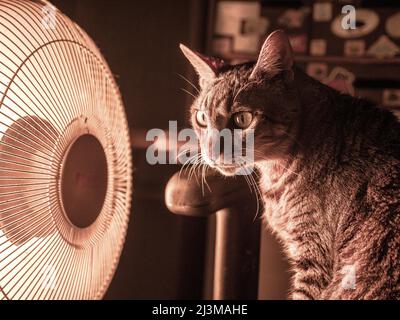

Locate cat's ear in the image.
[250,30,294,80]
[179,44,224,89]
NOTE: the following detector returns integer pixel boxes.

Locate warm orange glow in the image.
[0,0,132,299]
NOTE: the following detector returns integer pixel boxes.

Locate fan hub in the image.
[61,134,108,229]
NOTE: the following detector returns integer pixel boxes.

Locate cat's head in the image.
[180,30,300,176]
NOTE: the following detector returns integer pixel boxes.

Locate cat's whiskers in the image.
[176,73,200,94]
[179,152,201,180]
[248,172,263,221]
[188,155,203,183]
[176,147,193,172]
[200,161,211,195]
[180,88,197,100]
[176,147,192,159]
[235,156,262,221]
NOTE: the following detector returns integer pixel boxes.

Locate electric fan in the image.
[0,0,132,299]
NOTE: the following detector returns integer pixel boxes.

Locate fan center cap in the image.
[61,134,108,228]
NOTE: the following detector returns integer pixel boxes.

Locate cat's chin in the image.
[215,165,242,177]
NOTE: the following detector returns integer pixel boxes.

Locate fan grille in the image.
[0,0,132,299]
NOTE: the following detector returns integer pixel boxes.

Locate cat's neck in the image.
[293,67,335,101]
[292,68,356,159]
[256,69,351,192]
[256,156,300,195]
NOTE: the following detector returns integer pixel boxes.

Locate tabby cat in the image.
[180,30,400,299]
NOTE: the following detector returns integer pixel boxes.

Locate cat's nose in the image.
[208,153,230,166]
[207,136,228,159]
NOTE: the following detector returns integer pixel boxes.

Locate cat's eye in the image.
[195,111,208,128]
[233,111,253,129]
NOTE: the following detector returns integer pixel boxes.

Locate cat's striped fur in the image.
[181,30,400,299]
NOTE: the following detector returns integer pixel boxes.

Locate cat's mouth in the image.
[213,163,255,176]
[203,159,239,176]
[203,153,253,176]
[214,165,240,176]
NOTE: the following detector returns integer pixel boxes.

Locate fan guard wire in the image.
[0,0,132,299]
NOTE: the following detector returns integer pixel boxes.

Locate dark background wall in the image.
[53,0,206,131]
